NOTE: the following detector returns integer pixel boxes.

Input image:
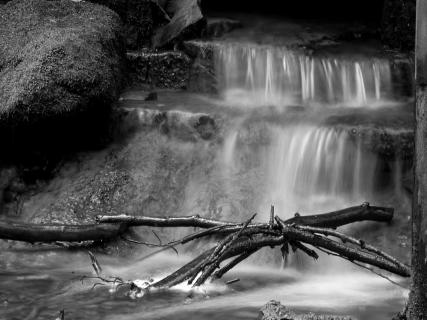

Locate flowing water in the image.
[0,19,414,320]
[216,44,393,108]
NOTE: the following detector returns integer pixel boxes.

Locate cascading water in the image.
[212,42,406,221]
[211,41,409,285]
[215,43,393,108]
[220,123,384,222]
[0,19,412,320]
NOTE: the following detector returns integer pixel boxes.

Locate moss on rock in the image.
[0,0,125,122]
[0,0,125,160]
[89,0,159,49]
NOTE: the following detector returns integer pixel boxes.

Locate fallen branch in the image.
[0,220,126,243]
[283,203,394,228]
[0,203,409,290]
[96,203,393,229]
[275,217,410,277]
[293,224,407,272]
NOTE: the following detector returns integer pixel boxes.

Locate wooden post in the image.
[408,0,427,318]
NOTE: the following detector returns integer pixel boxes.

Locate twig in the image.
[226,278,240,285]
[269,205,275,229]
[121,236,179,255]
[88,251,102,276]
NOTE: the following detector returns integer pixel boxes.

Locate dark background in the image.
[202,0,386,23]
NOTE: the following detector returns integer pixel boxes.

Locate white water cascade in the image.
[220,123,383,220]
[215,43,393,108]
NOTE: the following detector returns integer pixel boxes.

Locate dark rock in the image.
[122,108,217,141]
[145,92,158,101]
[0,108,218,227]
[182,41,217,93]
[0,167,18,213]
[392,312,407,320]
[389,54,415,98]
[127,50,191,89]
[203,17,242,38]
[347,127,414,160]
[152,0,206,48]
[0,0,125,158]
[323,105,414,161]
[381,0,416,51]
[89,0,167,49]
[402,166,414,194]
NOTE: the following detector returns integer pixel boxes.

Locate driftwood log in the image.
[0,203,410,287]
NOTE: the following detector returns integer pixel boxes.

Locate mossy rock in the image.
[0,0,125,159]
[89,0,159,49]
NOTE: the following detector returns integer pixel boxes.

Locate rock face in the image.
[203,17,242,38]
[381,0,416,51]
[127,50,191,89]
[89,0,162,49]
[122,107,217,141]
[0,106,218,227]
[152,0,205,48]
[0,0,125,157]
[183,40,217,93]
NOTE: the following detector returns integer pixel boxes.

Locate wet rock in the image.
[324,107,414,160]
[402,167,414,194]
[122,108,217,141]
[203,17,242,38]
[152,0,205,49]
[259,301,352,320]
[347,127,414,160]
[0,0,125,156]
[381,0,416,51]
[0,167,18,213]
[127,50,191,89]
[389,54,414,98]
[89,0,167,49]
[182,40,217,93]
[144,92,158,101]
[392,312,408,320]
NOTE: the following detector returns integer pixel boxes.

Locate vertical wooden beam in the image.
[408,0,427,318]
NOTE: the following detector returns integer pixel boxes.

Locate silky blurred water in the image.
[0,248,408,320]
[0,15,414,320]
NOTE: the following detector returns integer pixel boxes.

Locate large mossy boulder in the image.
[0,0,125,158]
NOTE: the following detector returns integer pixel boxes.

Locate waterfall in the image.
[215,43,392,108]
[220,124,379,220]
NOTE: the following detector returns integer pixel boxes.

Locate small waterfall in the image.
[215,43,392,107]
[220,124,379,220]
[263,126,377,215]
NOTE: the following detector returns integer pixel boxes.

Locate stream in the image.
[0,15,414,320]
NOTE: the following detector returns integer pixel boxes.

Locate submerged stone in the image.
[258,300,352,320]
